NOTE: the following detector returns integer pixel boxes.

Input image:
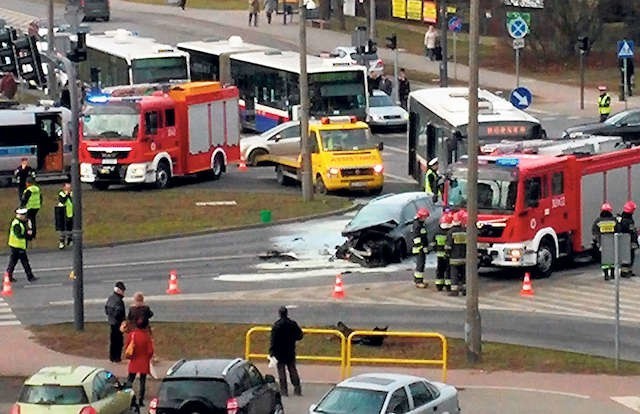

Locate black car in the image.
[149,358,283,414]
[562,108,640,143]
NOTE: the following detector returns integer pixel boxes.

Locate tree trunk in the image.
[319,0,331,20]
[334,0,346,30]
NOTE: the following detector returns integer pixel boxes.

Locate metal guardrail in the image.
[245,326,347,378]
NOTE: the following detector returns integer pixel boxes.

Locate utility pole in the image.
[438,0,448,87]
[465,0,481,363]
[299,0,312,201]
[369,0,376,40]
[47,0,58,100]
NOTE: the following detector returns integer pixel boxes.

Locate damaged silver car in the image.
[336,192,443,267]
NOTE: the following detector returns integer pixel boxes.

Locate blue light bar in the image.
[495,157,520,167]
[86,93,110,104]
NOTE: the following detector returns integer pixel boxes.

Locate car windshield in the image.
[159,379,229,408]
[604,111,632,126]
[370,94,394,107]
[348,201,403,230]
[82,103,139,141]
[320,128,375,151]
[315,387,387,414]
[19,385,89,405]
[447,167,518,211]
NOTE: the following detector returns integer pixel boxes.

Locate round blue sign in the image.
[508,17,529,39]
[448,16,462,33]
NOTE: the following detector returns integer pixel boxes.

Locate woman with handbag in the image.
[124,322,154,407]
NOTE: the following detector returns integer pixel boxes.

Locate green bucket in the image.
[260,209,272,223]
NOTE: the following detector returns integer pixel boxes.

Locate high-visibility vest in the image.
[598,94,611,115]
[24,185,41,210]
[8,218,26,250]
[58,190,73,218]
[425,169,438,194]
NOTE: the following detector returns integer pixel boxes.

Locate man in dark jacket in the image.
[398,68,410,109]
[615,201,638,278]
[14,158,36,201]
[105,281,126,362]
[270,306,303,397]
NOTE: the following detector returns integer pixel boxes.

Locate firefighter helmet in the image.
[457,209,468,225]
[439,212,453,224]
[451,211,462,225]
[601,202,613,213]
[416,208,430,220]
[623,201,637,214]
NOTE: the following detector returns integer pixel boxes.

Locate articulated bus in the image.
[407,87,546,185]
[78,29,190,88]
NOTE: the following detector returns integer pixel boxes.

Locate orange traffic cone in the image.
[166,270,181,295]
[1,272,13,297]
[520,272,534,297]
[238,156,248,172]
[332,273,345,299]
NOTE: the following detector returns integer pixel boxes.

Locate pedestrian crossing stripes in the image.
[0,8,36,32]
[0,298,20,326]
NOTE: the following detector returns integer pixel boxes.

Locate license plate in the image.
[350,181,367,188]
[477,243,490,249]
[102,158,117,165]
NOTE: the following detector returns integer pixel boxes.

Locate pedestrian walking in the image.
[20,177,42,240]
[178,0,187,10]
[105,281,127,363]
[14,158,36,202]
[5,208,37,283]
[430,211,452,291]
[0,72,17,99]
[269,305,303,397]
[249,0,260,26]
[445,210,467,296]
[425,157,442,202]
[592,202,616,281]
[411,208,430,288]
[127,292,154,331]
[380,74,393,96]
[597,85,611,122]
[398,68,410,109]
[56,182,73,249]
[615,201,638,278]
[424,25,437,61]
[264,0,277,24]
[125,321,154,407]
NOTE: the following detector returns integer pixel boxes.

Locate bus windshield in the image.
[309,71,366,117]
[82,103,139,141]
[320,128,375,151]
[132,57,189,84]
[447,167,518,211]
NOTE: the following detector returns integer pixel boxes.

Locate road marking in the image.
[460,385,590,399]
[384,172,416,183]
[383,145,407,154]
[611,396,640,412]
[0,298,19,326]
[0,8,35,31]
[216,263,409,281]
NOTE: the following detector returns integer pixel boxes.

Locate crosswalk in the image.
[0,298,20,326]
[0,8,35,32]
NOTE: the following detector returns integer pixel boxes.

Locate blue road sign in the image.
[510,87,532,110]
[617,40,634,58]
[448,16,462,33]
[508,17,529,40]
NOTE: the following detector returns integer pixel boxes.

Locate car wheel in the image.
[212,153,225,180]
[248,148,267,166]
[154,161,171,189]
[369,186,383,196]
[272,402,284,414]
[276,165,293,185]
[314,174,327,194]
[534,238,555,278]
[392,239,407,262]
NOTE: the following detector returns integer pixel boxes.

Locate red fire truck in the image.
[444,138,640,277]
[80,81,240,189]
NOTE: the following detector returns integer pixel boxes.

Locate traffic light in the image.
[0,28,17,75]
[386,33,397,50]
[578,36,590,53]
[13,35,45,86]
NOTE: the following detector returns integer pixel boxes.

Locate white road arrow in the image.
[611,396,640,412]
[512,90,529,106]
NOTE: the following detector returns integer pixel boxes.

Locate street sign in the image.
[506,11,531,27]
[510,86,532,110]
[513,38,525,49]
[508,17,529,39]
[617,40,634,58]
[448,16,463,33]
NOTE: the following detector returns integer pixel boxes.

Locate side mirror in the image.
[264,374,276,383]
[378,141,384,151]
[274,134,282,142]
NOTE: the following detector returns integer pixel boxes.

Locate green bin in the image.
[260,209,272,223]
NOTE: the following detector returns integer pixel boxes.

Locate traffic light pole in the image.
[579,50,585,110]
[392,47,399,104]
[299,0,312,202]
[438,0,448,87]
[47,0,58,100]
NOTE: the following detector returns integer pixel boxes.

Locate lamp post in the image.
[299,0,312,201]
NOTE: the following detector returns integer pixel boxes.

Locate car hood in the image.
[368,106,408,118]
[562,122,612,137]
[343,214,399,235]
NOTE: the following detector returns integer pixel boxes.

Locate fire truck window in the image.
[525,177,542,208]
[551,172,564,195]
[145,112,159,135]
[165,109,175,127]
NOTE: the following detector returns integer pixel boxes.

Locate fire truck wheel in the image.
[154,162,171,189]
[212,154,224,180]
[314,175,327,195]
[534,239,555,278]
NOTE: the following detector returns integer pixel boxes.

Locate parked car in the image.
[12,366,136,414]
[82,0,111,21]
[149,358,283,414]
[309,372,460,414]
[336,192,443,267]
[367,90,409,129]
[562,108,640,143]
[329,46,384,76]
[240,120,301,166]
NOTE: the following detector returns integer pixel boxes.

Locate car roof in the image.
[166,358,244,379]
[25,366,100,386]
[337,373,427,392]
[369,192,427,206]
[372,90,391,97]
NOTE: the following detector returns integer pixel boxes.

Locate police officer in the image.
[592,202,616,281]
[5,208,37,283]
[57,182,73,250]
[597,85,611,122]
[425,158,442,202]
[412,208,430,288]
[430,211,452,291]
[20,176,42,240]
[445,210,467,296]
[615,201,638,278]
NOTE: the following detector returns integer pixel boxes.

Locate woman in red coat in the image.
[125,326,154,407]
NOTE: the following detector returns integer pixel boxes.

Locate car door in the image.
[384,387,410,414]
[90,371,119,414]
[619,112,640,143]
[244,363,275,414]
[408,381,438,413]
[267,123,301,156]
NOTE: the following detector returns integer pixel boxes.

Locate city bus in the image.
[78,29,190,88]
[229,49,369,131]
[407,87,546,184]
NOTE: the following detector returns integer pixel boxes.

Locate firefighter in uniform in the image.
[615,201,638,278]
[430,211,453,291]
[445,210,467,296]
[425,158,442,202]
[597,85,611,122]
[412,208,430,288]
[20,177,42,240]
[5,208,37,283]
[592,202,616,281]
[56,183,73,249]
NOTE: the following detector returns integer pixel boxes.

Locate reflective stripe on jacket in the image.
[8,218,26,249]
[24,185,41,210]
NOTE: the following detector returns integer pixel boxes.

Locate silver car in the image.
[367,90,409,129]
[239,120,301,166]
[309,373,460,414]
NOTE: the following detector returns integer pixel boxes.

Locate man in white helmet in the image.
[5,208,38,283]
[425,158,442,202]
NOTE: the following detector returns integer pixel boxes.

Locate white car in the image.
[330,46,384,76]
[367,90,409,129]
[310,373,460,414]
[239,120,301,166]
